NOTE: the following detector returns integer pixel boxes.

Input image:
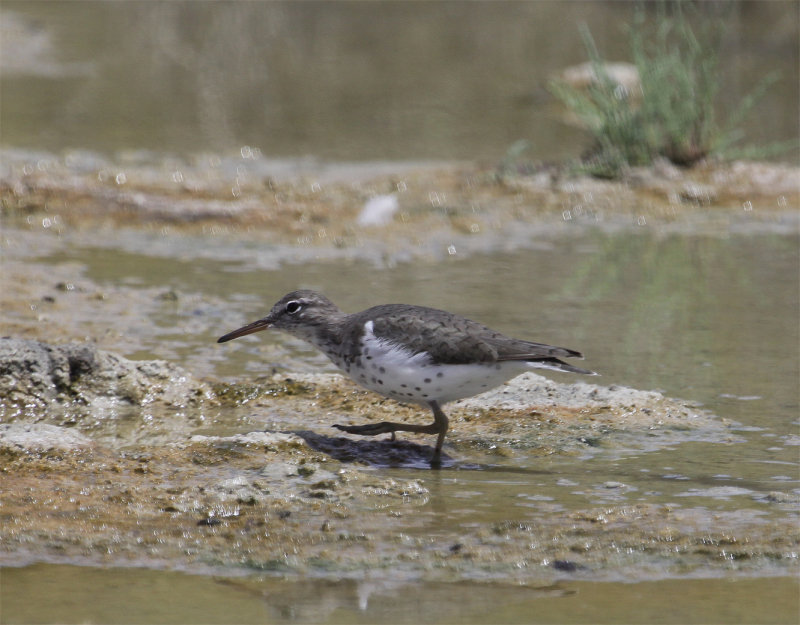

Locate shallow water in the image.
[2,2,798,161]
[3,221,799,621]
[2,563,798,624]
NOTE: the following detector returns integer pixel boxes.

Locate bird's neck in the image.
[293,314,350,354]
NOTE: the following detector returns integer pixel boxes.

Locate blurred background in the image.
[2,4,799,622]
[2,1,798,162]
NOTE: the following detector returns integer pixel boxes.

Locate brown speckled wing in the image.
[340,304,594,373]
[344,305,497,364]
[353,303,585,366]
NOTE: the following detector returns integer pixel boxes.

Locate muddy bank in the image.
[1,338,797,581]
[4,424,797,582]
[2,149,798,269]
[0,337,733,459]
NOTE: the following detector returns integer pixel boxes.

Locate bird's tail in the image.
[527,357,597,376]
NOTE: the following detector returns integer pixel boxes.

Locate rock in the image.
[454,372,719,435]
[0,423,92,452]
[555,62,640,93]
[0,337,213,415]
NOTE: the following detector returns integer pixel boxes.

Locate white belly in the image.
[361,360,529,405]
[327,320,531,406]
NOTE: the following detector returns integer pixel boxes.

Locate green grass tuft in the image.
[549,2,793,178]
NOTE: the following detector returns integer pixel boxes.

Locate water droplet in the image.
[429,191,443,207]
[115,172,127,185]
[310,182,321,193]
[447,244,457,255]
[469,223,480,233]
[742,200,753,211]
[637,216,647,226]
[562,210,572,221]
[240,145,254,159]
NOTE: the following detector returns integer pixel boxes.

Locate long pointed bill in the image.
[217,318,273,343]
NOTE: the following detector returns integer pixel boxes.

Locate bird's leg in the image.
[429,400,448,468]
[333,400,449,465]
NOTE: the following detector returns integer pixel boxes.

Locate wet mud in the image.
[1,338,798,582]
[2,150,798,269]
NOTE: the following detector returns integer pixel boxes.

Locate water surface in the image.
[2,2,797,161]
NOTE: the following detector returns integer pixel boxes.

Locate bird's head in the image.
[217,290,342,343]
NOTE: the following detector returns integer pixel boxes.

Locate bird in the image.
[217,290,595,466]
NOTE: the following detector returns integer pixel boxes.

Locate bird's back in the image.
[346,303,587,369]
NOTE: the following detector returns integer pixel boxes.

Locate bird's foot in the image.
[333,419,444,466]
[333,422,397,437]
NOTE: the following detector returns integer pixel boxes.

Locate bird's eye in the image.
[285,301,302,315]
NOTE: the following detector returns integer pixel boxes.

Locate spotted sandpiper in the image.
[218,290,596,465]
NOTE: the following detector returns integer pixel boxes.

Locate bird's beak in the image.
[217,318,273,343]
